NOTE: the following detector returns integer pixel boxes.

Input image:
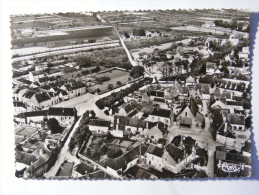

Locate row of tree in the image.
[68,110,96,152]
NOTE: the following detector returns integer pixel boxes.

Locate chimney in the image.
[139,144,142,160]
[192,146,196,155]
[179,135,184,150]
[39,148,44,156]
[116,118,119,130]
[224,123,228,133]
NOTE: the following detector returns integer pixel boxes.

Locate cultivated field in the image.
[12,26,117,46]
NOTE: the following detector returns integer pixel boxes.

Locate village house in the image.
[14,110,48,126]
[124,165,157,179]
[145,144,164,171]
[148,90,165,101]
[185,76,196,87]
[47,107,77,126]
[146,122,167,142]
[13,101,27,115]
[88,119,111,135]
[216,121,237,151]
[229,34,240,46]
[29,82,40,89]
[35,64,48,71]
[14,107,77,126]
[210,98,228,111]
[164,135,207,174]
[59,90,69,101]
[13,87,28,102]
[113,115,146,138]
[226,101,244,114]
[144,107,172,126]
[206,62,218,75]
[34,92,53,109]
[23,146,56,178]
[29,71,45,82]
[61,67,81,79]
[118,100,139,117]
[194,83,211,100]
[60,81,86,99]
[176,98,205,129]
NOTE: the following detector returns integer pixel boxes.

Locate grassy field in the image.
[12,27,117,46]
[88,69,130,92]
[11,21,54,29]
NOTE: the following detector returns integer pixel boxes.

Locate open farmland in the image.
[88,69,130,92]
[12,26,118,46]
[171,25,226,35]
[11,21,54,29]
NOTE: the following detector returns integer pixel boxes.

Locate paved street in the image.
[44,115,82,178]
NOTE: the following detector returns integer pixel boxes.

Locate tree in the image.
[124,32,130,38]
[107,146,123,158]
[133,28,146,36]
[90,110,96,118]
[117,81,122,86]
[199,64,206,75]
[130,66,144,78]
[47,118,63,134]
[245,116,251,128]
[68,137,76,152]
[107,84,114,90]
[96,88,101,93]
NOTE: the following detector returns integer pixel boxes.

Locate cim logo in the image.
[218,161,243,173]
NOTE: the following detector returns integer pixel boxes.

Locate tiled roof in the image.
[15,110,48,118]
[243,141,251,153]
[226,101,243,106]
[30,71,43,76]
[48,107,76,117]
[147,144,164,158]
[114,115,145,130]
[183,136,196,146]
[35,92,51,103]
[62,67,77,74]
[151,108,171,118]
[38,77,49,83]
[125,165,153,179]
[23,90,35,99]
[190,97,199,117]
[165,143,184,162]
[196,147,208,160]
[194,98,202,105]
[150,90,164,98]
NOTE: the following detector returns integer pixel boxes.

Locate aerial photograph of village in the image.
[11,9,252,179]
